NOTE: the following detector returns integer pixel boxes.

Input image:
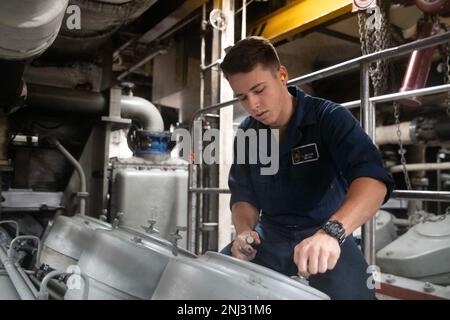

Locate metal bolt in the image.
[132,236,142,243]
[385,274,396,284]
[423,282,435,293]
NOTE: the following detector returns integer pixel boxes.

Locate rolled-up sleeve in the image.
[321,104,395,203]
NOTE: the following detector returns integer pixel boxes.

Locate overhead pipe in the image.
[0,0,67,111]
[27,85,106,114]
[415,0,450,14]
[0,0,68,60]
[398,21,441,108]
[27,84,164,132]
[120,95,164,131]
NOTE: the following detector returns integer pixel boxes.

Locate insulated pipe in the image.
[120,95,164,131]
[27,85,164,132]
[389,162,450,173]
[27,85,106,114]
[376,122,413,145]
[0,246,35,300]
[52,139,87,216]
[0,0,69,60]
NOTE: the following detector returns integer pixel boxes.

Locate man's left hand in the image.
[293,230,341,277]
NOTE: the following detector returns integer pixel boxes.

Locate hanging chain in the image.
[438,22,450,117]
[357,2,393,96]
[393,101,413,190]
[409,205,450,226]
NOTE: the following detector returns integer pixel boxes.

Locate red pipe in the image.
[399,22,440,107]
[415,0,450,14]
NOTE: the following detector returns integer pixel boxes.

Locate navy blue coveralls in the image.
[221,86,394,300]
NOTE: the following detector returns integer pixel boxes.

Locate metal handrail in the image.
[189,31,450,123]
[186,30,450,254]
[189,188,450,202]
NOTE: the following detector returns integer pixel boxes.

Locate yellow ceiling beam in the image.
[249,0,353,43]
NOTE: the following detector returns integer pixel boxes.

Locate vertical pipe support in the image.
[360,62,376,265]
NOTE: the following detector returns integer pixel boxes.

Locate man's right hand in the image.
[231,230,261,261]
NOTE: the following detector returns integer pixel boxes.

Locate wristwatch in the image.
[321,220,346,246]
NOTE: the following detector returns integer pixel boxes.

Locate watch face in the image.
[325,221,343,236]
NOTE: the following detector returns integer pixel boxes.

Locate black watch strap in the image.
[321,220,346,245]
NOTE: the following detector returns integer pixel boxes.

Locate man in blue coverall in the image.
[219,36,394,300]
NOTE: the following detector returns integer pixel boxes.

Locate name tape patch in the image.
[291,143,319,165]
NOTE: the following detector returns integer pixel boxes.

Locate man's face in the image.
[227,64,287,127]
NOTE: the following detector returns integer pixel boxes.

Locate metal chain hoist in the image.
[357,1,393,96]
[358,2,413,188]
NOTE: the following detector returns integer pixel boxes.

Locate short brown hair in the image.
[220,36,280,78]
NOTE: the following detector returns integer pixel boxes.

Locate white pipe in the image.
[38,270,90,300]
[53,139,87,216]
[0,0,69,60]
[0,246,35,300]
[376,122,413,145]
[120,95,164,132]
[390,162,450,173]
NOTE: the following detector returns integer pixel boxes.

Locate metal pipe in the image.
[241,0,247,40]
[205,113,220,118]
[8,235,41,268]
[117,49,167,81]
[120,95,164,131]
[0,0,68,60]
[390,162,450,173]
[38,270,90,300]
[289,31,450,86]
[392,217,410,227]
[188,2,208,253]
[360,62,376,265]
[53,139,87,216]
[376,121,413,145]
[392,190,450,202]
[28,85,163,132]
[398,21,439,107]
[190,31,450,120]
[114,13,201,60]
[0,246,35,300]
[343,83,450,108]
[236,0,256,14]
[190,188,231,194]
[27,84,106,114]
[16,266,39,298]
[437,150,444,214]
[201,60,222,71]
